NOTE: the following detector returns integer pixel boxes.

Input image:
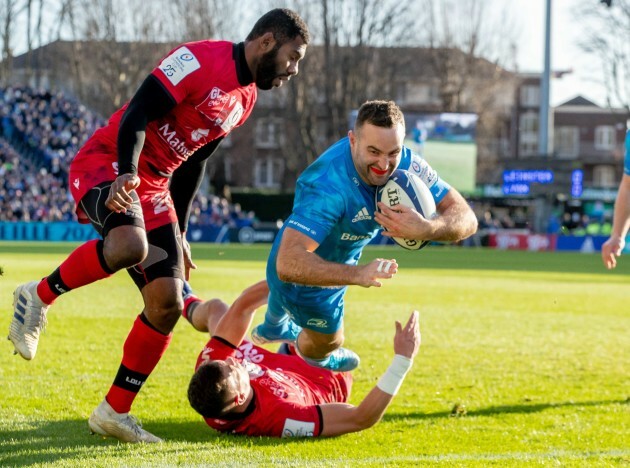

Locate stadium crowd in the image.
[0,85,255,228]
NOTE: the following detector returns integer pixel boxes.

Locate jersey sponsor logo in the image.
[287,219,316,236]
[158,123,194,157]
[191,128,210,142]
[158,46,200,86]
[306,318,327,328]
[196,87,245,133]
[340,232,372,241]
[282,418,315,438]
[151,191,174,215]
[351,207,372,223]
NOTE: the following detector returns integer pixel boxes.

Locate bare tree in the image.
[0,0,23,83]
[253,0,419,188]
[575,0,630,114]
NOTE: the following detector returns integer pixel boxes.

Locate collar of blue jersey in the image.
[233,42,254,86]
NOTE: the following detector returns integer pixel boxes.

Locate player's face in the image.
[223,357,251,410]
[349,122,404,186]
[256,36,307,90]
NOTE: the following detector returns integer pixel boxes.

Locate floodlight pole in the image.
[538,0,552,157]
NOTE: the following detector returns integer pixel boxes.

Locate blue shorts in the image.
[267,288,345,334]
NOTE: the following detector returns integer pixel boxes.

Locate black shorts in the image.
[78,182,184,290]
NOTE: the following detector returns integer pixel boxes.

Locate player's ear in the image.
[235,391,247,406]
[348,130,356,146]
[259,32,277,53]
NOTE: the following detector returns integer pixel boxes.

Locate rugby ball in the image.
[376,169,436,250]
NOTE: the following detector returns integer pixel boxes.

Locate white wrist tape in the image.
[377,354,412,395]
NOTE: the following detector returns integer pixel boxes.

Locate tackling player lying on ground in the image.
[8,8,309,443]
[182,281,420,437]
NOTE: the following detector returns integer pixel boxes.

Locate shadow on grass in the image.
[0,417,319,465]
[385,398,629,421]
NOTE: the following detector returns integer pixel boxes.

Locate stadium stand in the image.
[0,86,257,227]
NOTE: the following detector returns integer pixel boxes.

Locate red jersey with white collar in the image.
[195,337,352,438]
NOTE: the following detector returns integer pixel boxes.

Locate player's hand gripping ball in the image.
[376,169,436,250]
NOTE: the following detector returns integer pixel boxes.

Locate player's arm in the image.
[602,174,630,269]
[106,75,176,212]
[376,188,477,243]
[276,228,398,288]
[213,280,269,346]
[318,311,420,437]
[170,139,224,279]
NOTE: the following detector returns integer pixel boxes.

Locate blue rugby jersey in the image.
[266,137,450,304]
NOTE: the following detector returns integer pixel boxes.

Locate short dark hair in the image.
[246,8,310,45]
[355,100,405,130]
[187,362,232,419]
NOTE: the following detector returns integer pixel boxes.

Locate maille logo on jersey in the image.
[158,123,194,158]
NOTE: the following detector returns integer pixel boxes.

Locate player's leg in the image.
[250,288,302,345]
[292,298,360,372]
[181,281,229,334]
[89,221,183,443]
[8,181,147,360]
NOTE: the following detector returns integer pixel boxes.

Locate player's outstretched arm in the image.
[277,228,397,288]
[318,311,420,437]
[212,280,269,346]
[602,174,630,269]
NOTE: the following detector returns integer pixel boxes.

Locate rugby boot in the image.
[8,281,49,360]
[89,399,162,443]
[250,319,302,345]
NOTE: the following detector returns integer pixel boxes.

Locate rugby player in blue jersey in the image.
[252,100,478,371]
[602,129,630,269]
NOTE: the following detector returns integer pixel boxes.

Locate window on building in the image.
[594,125,615,150]
[255,119,283,148]
[554,126,579,158]
[254,157,284,189]
[520,85,540,107]
[593,165,616,187]
[519,112,539,156]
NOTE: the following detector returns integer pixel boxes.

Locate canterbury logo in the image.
[352,207,371,223]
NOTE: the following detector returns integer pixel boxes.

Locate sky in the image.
[510,0,609,107]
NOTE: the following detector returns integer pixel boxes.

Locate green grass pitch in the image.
[0,242,629,466]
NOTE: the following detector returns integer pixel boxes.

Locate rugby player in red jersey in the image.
[8,9,309,443]
[182,281,420,438]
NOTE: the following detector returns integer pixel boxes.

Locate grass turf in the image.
[0,242,628,466]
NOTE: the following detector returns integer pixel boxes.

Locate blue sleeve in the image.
[288,178,345,244]
[624,130,630,176]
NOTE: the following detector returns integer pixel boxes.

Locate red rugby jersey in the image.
[87,40,257,176]
[195,337,352,438]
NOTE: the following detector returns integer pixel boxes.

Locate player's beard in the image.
[255,44,282,90]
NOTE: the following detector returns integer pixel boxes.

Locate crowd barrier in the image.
[1,222,627,252]
[0,222,279,245]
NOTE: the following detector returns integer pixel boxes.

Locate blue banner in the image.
[0,222,99,241]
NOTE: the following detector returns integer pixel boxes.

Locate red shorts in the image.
[69,137,177,232]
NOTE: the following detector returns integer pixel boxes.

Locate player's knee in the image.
[146,295,183,332]
[104,229,148,270]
